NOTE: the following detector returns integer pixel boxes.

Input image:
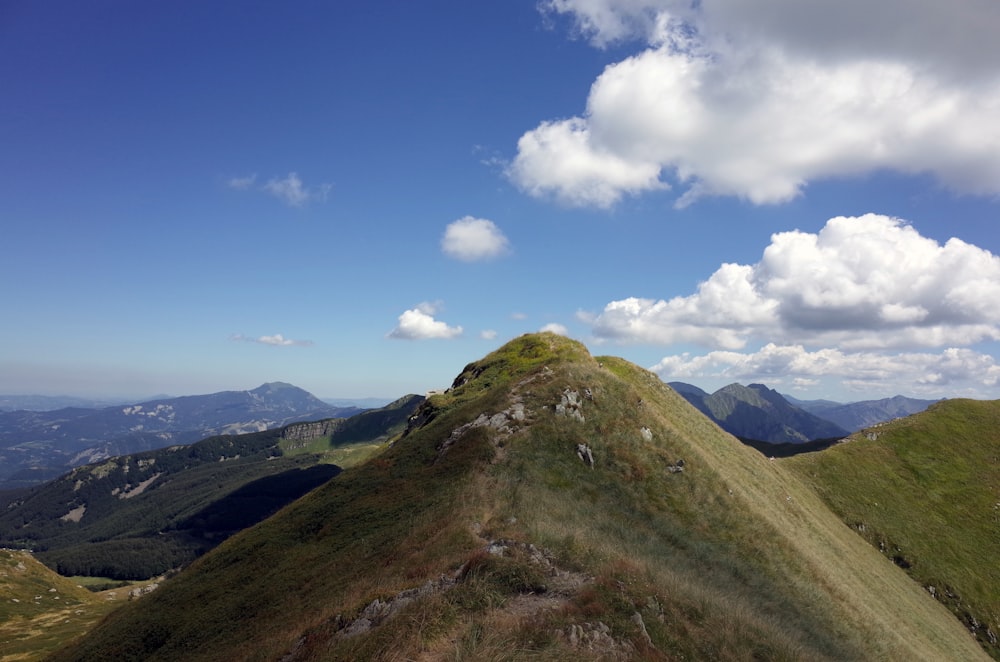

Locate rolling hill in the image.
[0,547,156,660]
[49,334,987,661]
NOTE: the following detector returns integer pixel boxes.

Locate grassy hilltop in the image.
[49,334,987,661]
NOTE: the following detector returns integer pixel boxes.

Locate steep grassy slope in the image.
[51,334,986,661]
[786,399,1000,657]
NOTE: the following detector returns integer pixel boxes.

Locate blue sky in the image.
[3,0,999,403]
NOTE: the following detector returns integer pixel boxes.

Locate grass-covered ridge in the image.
[786,398,1000,657]
[50,333,988,661]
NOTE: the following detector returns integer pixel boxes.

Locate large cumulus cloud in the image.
[512,0,1000,207]
[590,214,1000,350]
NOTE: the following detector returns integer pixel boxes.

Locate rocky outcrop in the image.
[280,419,345,444]
[555,389,585,422]
[128,583,158,599]
[437,403,528,459]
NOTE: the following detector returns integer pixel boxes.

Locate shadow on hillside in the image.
[178,464,342,536]
[740,437,844,458]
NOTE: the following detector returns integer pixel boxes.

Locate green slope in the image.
[786,399,1000,657]
[50,334,987,661]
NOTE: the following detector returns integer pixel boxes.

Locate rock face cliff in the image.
[281,419,347,443]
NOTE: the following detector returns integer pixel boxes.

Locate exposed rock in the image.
[666,459,685,474]
[631,611,653,646]
[640,427,653,442]
[477,538,592,595]
[280,419,344,443]
[437,403,531,458]
[555,389,585,422]
[557,621,634,659]
[60,504,86,522]
[576,443,595,467]
[128,583,159,599]
[334,575,458,639]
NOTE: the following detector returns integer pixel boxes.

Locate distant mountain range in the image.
[0,382,364,490]
[0,394,133,412]
[669,382,938,445]
[0,394,423,581]
[784,393,940,432]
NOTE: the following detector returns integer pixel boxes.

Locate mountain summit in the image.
[670,381,849,442]
[52,334,986,661]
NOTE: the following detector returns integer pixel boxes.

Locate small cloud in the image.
[540,323,569,336]
[230,333,313,347]
[388,304,463,340]
[228,174,257,190]
[229,171,332,207]
[480,329,498,340]
[441,216,511,262]
[511,312,528,321]
[263,172,332,207]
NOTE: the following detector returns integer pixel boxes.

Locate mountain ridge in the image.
[50,333,987,661]
[670,381,849,443]
[787,393,941,432]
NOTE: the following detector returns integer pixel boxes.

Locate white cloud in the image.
[441,216,511,261]
[590,214,1000,350]
[263,172,332,207]
[508,119,666,208]
[227,174,257,190]
[519,1,1000,207]
[540,323,569,336]
[651,344,1000,399]
[480,329,498,340]
[387,303,463,340]
[230,333,313,347]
